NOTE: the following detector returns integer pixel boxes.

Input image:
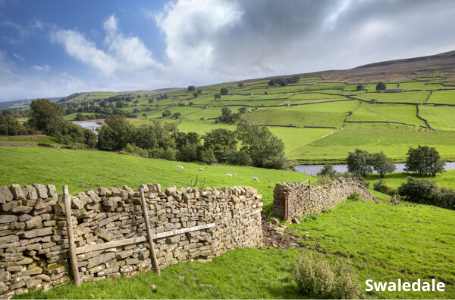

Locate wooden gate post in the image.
[140,188,161,276]
[63,185,81,287]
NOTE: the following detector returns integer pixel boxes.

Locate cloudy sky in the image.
[1,0,455,102]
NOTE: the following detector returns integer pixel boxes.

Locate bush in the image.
[161,148,177,161]
[317,175,332,185]
[201,148,218,165]
[398,177,455,209]
[227,151,253,166]
[317,164,338,179]
[347,191,363,201]
[373,179,397,196]
[294,253,363,299]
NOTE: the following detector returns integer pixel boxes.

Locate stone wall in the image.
[272,178,375,221]
[0,143,80,150]
[0,183,263,298]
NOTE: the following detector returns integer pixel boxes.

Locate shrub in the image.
[161,148,177,161]
[294,253,363,299]
[347,191,363,201]
[398,177,439,204]
[227,151,253,166]
[201,148,218,165]
[373,179,397,196]
[317,164,338,179]
[398,177,455,209]
[317,175,332,185]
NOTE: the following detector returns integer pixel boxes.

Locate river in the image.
[73,121,103,133]
[294,162,455,175]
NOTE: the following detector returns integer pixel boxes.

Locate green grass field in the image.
[2,146,454,299]
[419,105,455,130]
[242,101,358,128]
[353,91,431,104]
[348,103,426,127]
[287,128,455,163]
[426,90,455,105]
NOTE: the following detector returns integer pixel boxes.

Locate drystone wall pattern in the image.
[0,183,263,299]
[272,178,375,221]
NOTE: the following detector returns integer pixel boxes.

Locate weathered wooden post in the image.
[140,188,161,276]
[63,185,81,287]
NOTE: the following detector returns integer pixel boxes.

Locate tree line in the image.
[98,116,291,170]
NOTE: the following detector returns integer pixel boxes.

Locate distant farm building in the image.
[369,99,378,104]
[203,105,212,109]
[178,102,188,106]
[382,89,404,93]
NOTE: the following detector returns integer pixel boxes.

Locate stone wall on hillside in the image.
[0,183,263,299]
[272,178,375,221]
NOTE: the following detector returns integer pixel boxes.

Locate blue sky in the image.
[1,0,455,102]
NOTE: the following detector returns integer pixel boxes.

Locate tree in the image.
[369,151,396,178]
[193,92,198,98]
[220,87,228,95]
[201,148,218,165]
[238,83,244,88]
[203,128,237,163]
[235,121,289,169]
[404,145,445,176]
[238,107,247,114]
[188,85,195,91]
[97,115,134,151]
[173,112,181,119]
[197,88,202,94]
[356,84,364,91]
[347,149,372,177]
[317,164,338,179]
[376,82,387,91]
[214,93,221,100]
[28,99,65,136]
[0,115,27,136]
[162,110,172,117]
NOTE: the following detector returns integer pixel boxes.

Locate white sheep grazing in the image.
[198,168,203,171]
[233,173,237,176]
[253,177,259,181]
[179,166,184,169]
[226,174,232,177]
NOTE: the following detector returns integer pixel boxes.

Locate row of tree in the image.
[347,146,445,178]
[97,117,290,170]
[268,76,300,87]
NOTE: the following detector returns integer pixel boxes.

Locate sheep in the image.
[226,174,232,177]
[198,168,203,171]
[253,177,259,181]
[233,173,237,176]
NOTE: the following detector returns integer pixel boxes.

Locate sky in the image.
[1,0,455,102]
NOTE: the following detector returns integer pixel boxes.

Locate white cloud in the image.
[155,0,243,71]
[32,65,50,72]
[51,14,161,77]
[12,53,24,61]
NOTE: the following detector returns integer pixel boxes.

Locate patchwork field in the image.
[426,90,455,105]
[242,101,358,128]
[287,128,455,163]
[353,91,431,104]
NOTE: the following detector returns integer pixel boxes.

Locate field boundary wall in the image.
[0,183,262,298]
[272,178,375,221]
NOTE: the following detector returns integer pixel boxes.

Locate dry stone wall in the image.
[0,183,263,299]
[272,178,375,221]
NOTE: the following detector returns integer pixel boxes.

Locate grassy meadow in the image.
[1,146,454,299]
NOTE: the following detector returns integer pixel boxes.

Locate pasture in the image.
[287,128,455,163]
[2,146,454,299]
